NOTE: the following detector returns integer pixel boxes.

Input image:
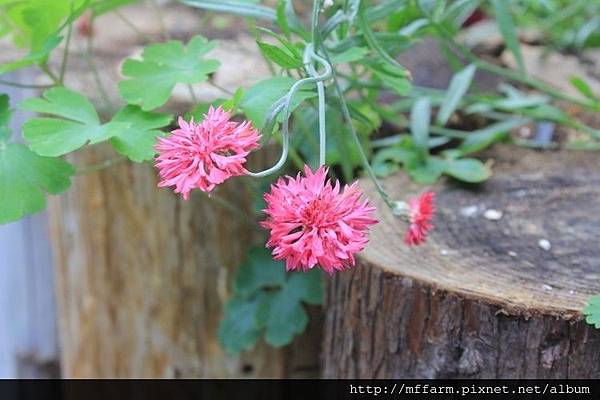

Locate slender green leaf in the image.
[256,41,302,69]
[437,64,476,125]
[570,76,597,100]
[181,0,276,21]
[330,47,369,64]
[460,118,530,155]
[410,97,431,152]
[491,0,524,72]
[276,0,291,37]
[444,157,491,182]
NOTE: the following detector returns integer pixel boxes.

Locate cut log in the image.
[323,146,600,378]
[44,2,319,378]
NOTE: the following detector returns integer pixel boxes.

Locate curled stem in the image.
[246,44,332,177]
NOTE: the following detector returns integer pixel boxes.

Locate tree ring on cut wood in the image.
[323,145,600,378]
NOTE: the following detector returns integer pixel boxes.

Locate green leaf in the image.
[234,247,286,298]
[490,0,524,73]
[276,0,291,37]
[2,0,69,53]
[437,64,476,125]
[219,246,323,353]
[0,34,62,74]
[406,156,446,184]
[0,94,12,141]
[0,143,75,224]
[221,87,244,112]
[119,35,220,111]
[330,47,369,64]
[182,0,276,21]
[372,144,418,178]
[261,288,308,347]
[273,0,309,40]
[21,88,125,156]
[358,5,409,77]
[583,294,600,329]
[570,76,597,100]
[286,269,323,305]
[444,158,491,183]
[240,76,315,129]
[256,27,302,60]
[110,105,172,162]
[460,118,529,155]
[410,97,431,152]
[256,41,302,69]
[218,294,265,354]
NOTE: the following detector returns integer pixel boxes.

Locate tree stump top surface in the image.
[361,146,599,319]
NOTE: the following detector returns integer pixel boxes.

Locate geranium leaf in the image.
[21,87,126,156]
[234,247,286,298]
[110,105,172,162]
[219,247,323,353]
[261,288,308,347]
[218,294,267,354]
[583,295,600,329]
[119,35,220,111]
[0,143,74,224]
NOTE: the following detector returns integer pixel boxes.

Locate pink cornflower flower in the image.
[261,165,378,274]
[155,106,260,199]
[403,191,435,245]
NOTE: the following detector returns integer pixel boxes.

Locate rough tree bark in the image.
[323,146,600,378]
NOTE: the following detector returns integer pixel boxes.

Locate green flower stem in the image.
[40,63,61,86]
[59,13,74,85]
[114,9,149,41]
[357,0,409,77]
[321,47,395,209]
[0,79,55,90]
[246,45,332,178]
[79,13,114,113]
[317,79,326,166]
[149,0,170,40]
[187,84,198,103]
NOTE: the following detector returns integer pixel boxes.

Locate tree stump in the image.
[323,145,600,378]
[49,144,321,378]
[45,3,319,378]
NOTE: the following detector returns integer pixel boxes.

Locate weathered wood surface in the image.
[323,146,600,378]
[44,2,320,378]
